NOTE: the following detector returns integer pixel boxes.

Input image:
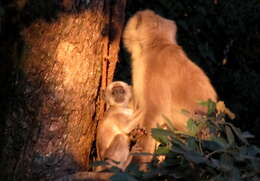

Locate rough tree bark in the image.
[0,0,126,180]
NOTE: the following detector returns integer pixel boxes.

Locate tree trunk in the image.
[0,0,126,180]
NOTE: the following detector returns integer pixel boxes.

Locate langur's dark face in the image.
[112,85,126,103]
[105,81,132,107]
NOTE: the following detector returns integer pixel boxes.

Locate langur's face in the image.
[111,85,127,103]
[105,81,132,107]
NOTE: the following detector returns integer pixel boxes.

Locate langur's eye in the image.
[119,89,125,94]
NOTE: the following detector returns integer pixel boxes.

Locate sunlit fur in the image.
[96,81,139,171]
[123,10,217,168]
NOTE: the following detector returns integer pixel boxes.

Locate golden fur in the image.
[123,10,217,168]
[96,81,140,171]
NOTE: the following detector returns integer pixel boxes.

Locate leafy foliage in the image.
[110,100,260,181]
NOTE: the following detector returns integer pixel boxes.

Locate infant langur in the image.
[96,81,145,171]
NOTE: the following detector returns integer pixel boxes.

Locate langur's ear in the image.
[135,13,142,29]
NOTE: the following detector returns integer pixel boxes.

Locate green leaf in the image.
[248,145,260,156]
[187,137,199,152]
[219,154,233,172]
[151,128,173,144]
[171,145,186,154]
[155,146,170,155]
[238,146,258,159]
[225,125,235,145]
[161,114,176,132]
[180,109,191,116]
[198,100,208,107]
[125,163,143,178]
[214,175,225,181]
[187,119,199,136]
[184,151,207,164]
[226,123,249,145]
[241,131,255,139]
[198,99,216,115]
[202,140,224,151]
[108,166,122,173]
[233,153,245,162]
[109,172,137,181]
[171,144,207,164]
[207,99,216,115]
[212,137,229,149]
[209,158,220,169]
